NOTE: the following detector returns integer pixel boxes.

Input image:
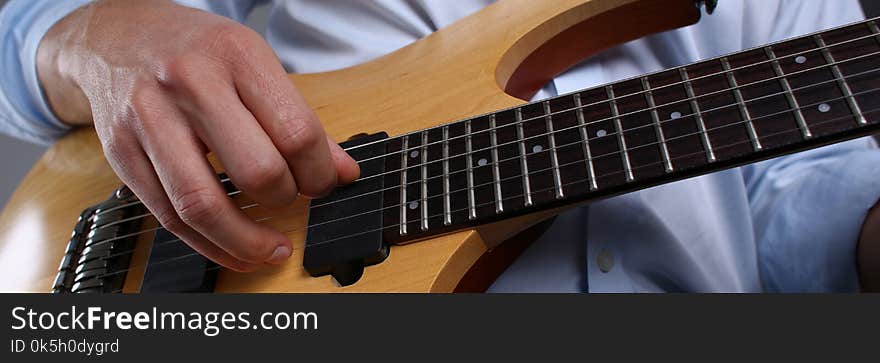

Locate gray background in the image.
[0,1,876,210]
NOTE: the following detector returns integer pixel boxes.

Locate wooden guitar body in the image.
[0,0,704,292]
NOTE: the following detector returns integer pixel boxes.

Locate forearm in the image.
[858,201,880,292]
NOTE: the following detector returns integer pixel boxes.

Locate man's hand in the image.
[36,0,360,271]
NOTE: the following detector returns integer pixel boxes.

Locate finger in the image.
[327,135,360,184]
[133,93,293,265]
[232,47,348,197]
[163,56,298,210]
[99,132,260,272]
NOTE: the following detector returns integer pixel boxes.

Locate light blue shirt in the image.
[2,0,878,292]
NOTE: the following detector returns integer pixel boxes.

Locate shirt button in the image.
[597,249,614,273]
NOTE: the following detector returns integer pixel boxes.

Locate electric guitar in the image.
[2,0,879,292]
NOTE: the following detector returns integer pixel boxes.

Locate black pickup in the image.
[303,132,390,286]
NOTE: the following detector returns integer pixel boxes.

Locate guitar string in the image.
[323,27,880,156]
[311,53,880,205]
[85,67,880,254]
[88,94,880,281]
[86,61,880,242]
[93,107,880,285]
[93,31,880,218]
[85,67,880,255]
[80,31,880,264]
[97,23,880,290]
[91,49,876,239]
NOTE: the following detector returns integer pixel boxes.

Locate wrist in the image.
[36,3,94,126]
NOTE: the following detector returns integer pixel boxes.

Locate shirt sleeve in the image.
[741,0,879,292]
[0,0,93,145]
[173,0,268,23]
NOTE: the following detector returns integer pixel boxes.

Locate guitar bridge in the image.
[52,186,145,293]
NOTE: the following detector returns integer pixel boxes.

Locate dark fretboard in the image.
[310,17,880,248]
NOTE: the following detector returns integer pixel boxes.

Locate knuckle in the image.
[129,84,160,115]
[158,52,208,92]
[205,23,261,60]
[100,136,142,178]
[101,138,131,163]
[127,85,166,131]
[299,183,334,199]
[297,170,336,197]
[154,207,185,234]
[235,158,288,193]
[171,187,223,227]
[277,116,321,156]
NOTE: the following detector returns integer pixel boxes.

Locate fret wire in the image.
[721,57,764,151]
[98,30,880,219]
[764,46,812,138]
[98,87,880,257]
[465,120,477,220]
[322,21,877,159]
[121,101,880,274]
[327,102,880,241]
[442,126,452,226]
[420,132,429,231]
[641,77,674,173]
[489,115,504,213]
[869,20,880,39]
[331,42,880,178]
[310,91,880,231]
[309,65,880,217]
[515,108,534,207]
[324,50,880,209]
[111,102,880,272]
[399,136,409,236]
[334,84,880,230]
[90,54,880,255]
[606,85,635,182]
[196,26,875,171]
[814,34,868,125]
[138,41,880,225]
[543,101,565,199]
[573,94,599,190]
[679,68,717,162]
[273,104,880,253]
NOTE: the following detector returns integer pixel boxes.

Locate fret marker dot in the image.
[596,129,607,137]
[532,145,543,153]
[670,111,682,119]
[409,150,419,158]
[818,103,831,113]
[795,55,807,64]
[408,201,419,210]
[477,158,488,167]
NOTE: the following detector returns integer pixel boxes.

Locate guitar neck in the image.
[348,16,880,244]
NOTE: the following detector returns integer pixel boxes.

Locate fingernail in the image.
[268,246,292,264]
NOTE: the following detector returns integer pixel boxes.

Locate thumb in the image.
[328,136,360,185]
